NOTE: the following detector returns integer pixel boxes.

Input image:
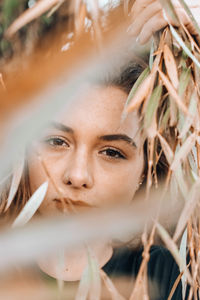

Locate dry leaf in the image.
[126,73,153,113]
[157,132,174,165]
[12,181,48,228]
[163,44,179,89]
[4,158,24,212]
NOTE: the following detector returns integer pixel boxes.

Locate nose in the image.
[62,148,93,189]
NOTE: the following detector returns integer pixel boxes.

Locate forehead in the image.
[55,85,140,138]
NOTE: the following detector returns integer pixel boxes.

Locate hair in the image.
[0,61,169,222]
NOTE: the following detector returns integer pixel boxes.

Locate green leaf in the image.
[144,85,162,129]
[170,25,200,69]
[178,67,191,97]
[125,67,150,108]
[2,0,19,27]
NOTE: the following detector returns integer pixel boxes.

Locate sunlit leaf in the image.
[163,44,179,89]
[158,70,188,115]
[170,133,196,171]
[126,73,154,113]
[12,181,48,228]
[157,132,174,165]
[173,179,200,241]
[170,25,200,69]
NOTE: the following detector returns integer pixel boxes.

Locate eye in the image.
[43,137,69,148]
[100,148,126,159]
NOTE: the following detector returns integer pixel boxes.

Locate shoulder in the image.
[103,245,182,300]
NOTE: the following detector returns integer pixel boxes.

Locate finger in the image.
[138,12,168,44]
[130,0,155,18]
[128,2,162,37]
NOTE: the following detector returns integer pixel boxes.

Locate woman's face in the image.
[28,85,144,215]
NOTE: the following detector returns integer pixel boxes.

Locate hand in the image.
[128,0,200,44]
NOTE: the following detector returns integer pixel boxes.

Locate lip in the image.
[53,198,95,212]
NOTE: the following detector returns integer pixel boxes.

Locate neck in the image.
[37,241,113,281]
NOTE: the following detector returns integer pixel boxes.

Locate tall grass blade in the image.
[75,264,90,300]
[158,70,188,115]
[87,247,101,300]
[170,133,196,171]
[173,179,200,241]
[157,132,174,165]
[100,270,125,300]
[163,44,179,89]
[12,181,48,228]
[125,73,153,113]
[4,157,24,212]
[170,25,200,69]
[144,85,162,130]
[178,0,200,37]
[179,228,187,300]
[156,222,192,284]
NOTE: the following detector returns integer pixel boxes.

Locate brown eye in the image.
[100,148,126,159]
[44,137,69,148]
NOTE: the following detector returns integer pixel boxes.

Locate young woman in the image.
[0,62,182,299]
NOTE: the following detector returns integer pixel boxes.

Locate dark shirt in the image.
[103,246,182,300]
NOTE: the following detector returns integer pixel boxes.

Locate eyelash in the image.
[44,136,69,148]
[99,147,126,160]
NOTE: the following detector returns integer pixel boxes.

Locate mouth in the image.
[53,198,95,213]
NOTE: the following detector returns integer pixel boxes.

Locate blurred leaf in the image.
[171,133,196,171]
[173,179,200,241]
[179,0,200,38]
[100,270,125,300]
[12,181,48,228]
[179,90,197,139]
[2,0,19,28]
[174,165,188,200]
[179,228,187,300]
[87,247,101,300]
[149,40,154,70]
[75,264,90,300]
[4,157,24,212]
[156,222,192,284]
[170,25,200,69]
[159,0,180,25]
[163,44,179,89]
[5,0,59,37]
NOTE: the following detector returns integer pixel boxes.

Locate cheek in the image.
[97,153,144,205]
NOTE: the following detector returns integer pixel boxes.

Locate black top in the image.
[103,246,183,300]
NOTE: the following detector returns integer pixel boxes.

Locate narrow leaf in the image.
[170,133,196,171]
[156,222,192,284]
[158,70,188,115]
[163,44,179,89]
[100,270,125,300]
[179,0,200,37]
[170,25,200,69]
[75,265,90,300]
[12,181,48,228]
[144,85,162,129]
[159,0,180,25]
[157,132,174,165]
[87,247,101,300]
[4,158,24,212]
[126,73,153,113]
[173,179,200,241]
[179,228,187,300]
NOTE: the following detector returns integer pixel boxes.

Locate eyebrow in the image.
[49,121,74,133]
[49,122,137,148]
[99,134,137,148]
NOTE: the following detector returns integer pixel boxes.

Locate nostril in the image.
[83,183,87,188]
[67,180,72,185]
